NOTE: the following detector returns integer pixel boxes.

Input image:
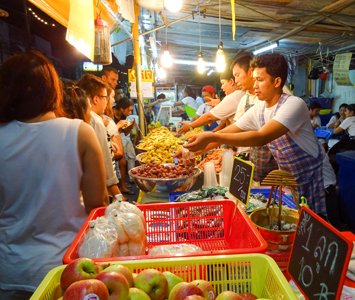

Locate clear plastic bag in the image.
[105,196,146,228]
[148,244,203,255]
[78,217,118,258]
[180,147,196,168]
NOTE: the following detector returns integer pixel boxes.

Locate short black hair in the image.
[309,101,322,110]
[230,55,253,73]
[250,54,288,88]
[157,93,166,100]
[347,104,355,113]
[101,66,118,77]
[114,97,134,110]
[183,86,196,99]
[220,68,235,81]
[339,103,348,109]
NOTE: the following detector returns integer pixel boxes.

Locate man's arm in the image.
[174,101,185,106]
[178,112,219,134]
[191,114,201,122]
[184,120,289,152]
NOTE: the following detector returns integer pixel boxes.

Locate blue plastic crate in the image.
[169,188,296,209]
[309,97,333,109]
[314,128,333,140]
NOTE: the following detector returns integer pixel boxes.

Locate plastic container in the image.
[63,200,268,264]
[314,128,333,140]
[203,161,218,187]
[169,188,297,209]
[94,13,112,65]
[309,97,333,109]
[319,109,332,115]
[319,113,333,126]
[31,254,298,300]
[220,150,234,187]
[337,152,355,230]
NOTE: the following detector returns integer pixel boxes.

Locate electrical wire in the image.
[199,10,201,52]
[219,0,221,41]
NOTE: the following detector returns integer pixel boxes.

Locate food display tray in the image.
[31,254,298,300]
[63,200,267,264]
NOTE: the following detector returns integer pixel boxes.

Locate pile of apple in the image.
[52,258,262,300]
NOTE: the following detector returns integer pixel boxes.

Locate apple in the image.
[95,271,129,300]
[60,258,100,291]
[63,279,109,300]
[215,291,243,300]
[52,282,64,300]
[169,282,204,300]
[127,287,151,300]
[163,271,184,298]
[191,280,216,300]
[238,293,257,300]
[134,269,168,300]
[104,264,134,287]
[184,296,206,300]
[132,273,138,284]
[97,262,113,273]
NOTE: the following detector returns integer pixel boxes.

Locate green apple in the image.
[163,271,184,298]
[128,287,151,300]
[215,291,243,300]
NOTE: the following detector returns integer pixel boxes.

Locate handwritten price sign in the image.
[288,207,353,300]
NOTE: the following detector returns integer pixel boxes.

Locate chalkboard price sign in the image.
[288,207,353,300]
[229,157,254,207]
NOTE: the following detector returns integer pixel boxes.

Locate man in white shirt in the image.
[78,74,122,198]
[309,101,322,129]
[182,54,326,216]
[177,69,244,134]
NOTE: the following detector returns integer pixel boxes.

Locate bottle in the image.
[94,13,112,65]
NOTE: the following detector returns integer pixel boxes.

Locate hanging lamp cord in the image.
[219,0,221,41]
[199,10,201,52]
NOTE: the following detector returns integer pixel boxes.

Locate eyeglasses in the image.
[97,95,110,100]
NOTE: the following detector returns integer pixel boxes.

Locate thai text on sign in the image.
[128,69,154,82]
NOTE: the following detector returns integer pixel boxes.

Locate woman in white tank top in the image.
[0,51,108,299]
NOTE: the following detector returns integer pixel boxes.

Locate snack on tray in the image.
[175,186,229,202]
[140,139,182,164]
[136,127,177,151]
[197,148,233,173]
[131,161,194,179]
[182,127,204,140]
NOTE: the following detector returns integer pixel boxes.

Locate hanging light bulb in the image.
[157,67,166,79]
[197,52,205,73]
[216,42,225,72]
[161,48,173,68]
[164,0,183,13]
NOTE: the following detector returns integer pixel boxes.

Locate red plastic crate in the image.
[63,200,267,264]
[265,250,291,270]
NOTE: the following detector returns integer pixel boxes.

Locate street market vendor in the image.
[180,54,326,216]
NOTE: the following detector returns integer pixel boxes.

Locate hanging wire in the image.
[96,0,101,14]
[219,0,221,41]
[165,26,168,46]
[199,10,201,52]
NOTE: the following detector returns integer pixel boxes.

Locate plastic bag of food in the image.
[78,217,118,258]
[105,195,146,228]
[180,147,196,168]
[148,244,203,255]
[106,213,130,245]
[121,213,145,242]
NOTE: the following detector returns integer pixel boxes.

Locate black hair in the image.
[250,54,288,88]
[220,68,235,81]
[101,66,118,77]
[334,103,348,118]
[230,55,253,73]
[59,86,89,121]
[347,104,355,113]
[309,101,322,110]
[157,93,166,100]
[114,97,134,110]
[183,86,196,99]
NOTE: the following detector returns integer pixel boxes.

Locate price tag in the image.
[229,157,254,207]
[288,207,353,300]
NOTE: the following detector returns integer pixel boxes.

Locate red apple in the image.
[163,271,184,298]
[169,282,204,300]
[128,287,151,300]
[63,279,109,300]
[184,296,206,300]
[104,264,134,287]
[216,291,243,300]
[191,280,216,300]
[132,273,138,284]
[134,269,168,300]
[238,293,257,300]
[95,271,129,300]
[52,282,64,300]
[60,258,100,291]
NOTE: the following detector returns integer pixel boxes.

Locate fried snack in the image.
[197,148,233,173]
[140,139,182,164]
[136,127,178,151]
[182,128,204,140]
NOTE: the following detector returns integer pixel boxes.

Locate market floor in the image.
[120,181,139,203]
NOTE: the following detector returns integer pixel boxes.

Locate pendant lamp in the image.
[216,0,225,72]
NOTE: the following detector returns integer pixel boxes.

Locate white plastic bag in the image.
[148,244,203,255]
[106,214,129,245]
[121,213,145,242]
[78,217,118,258]
[105,196,146,227]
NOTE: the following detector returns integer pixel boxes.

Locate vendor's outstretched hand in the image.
[177,121,190,135]
[184,132,213,153]
[205,95,221,107]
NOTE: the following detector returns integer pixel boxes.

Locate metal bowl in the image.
[136,152,147,165]
[129,164,202,193]
[250,207,299,251]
